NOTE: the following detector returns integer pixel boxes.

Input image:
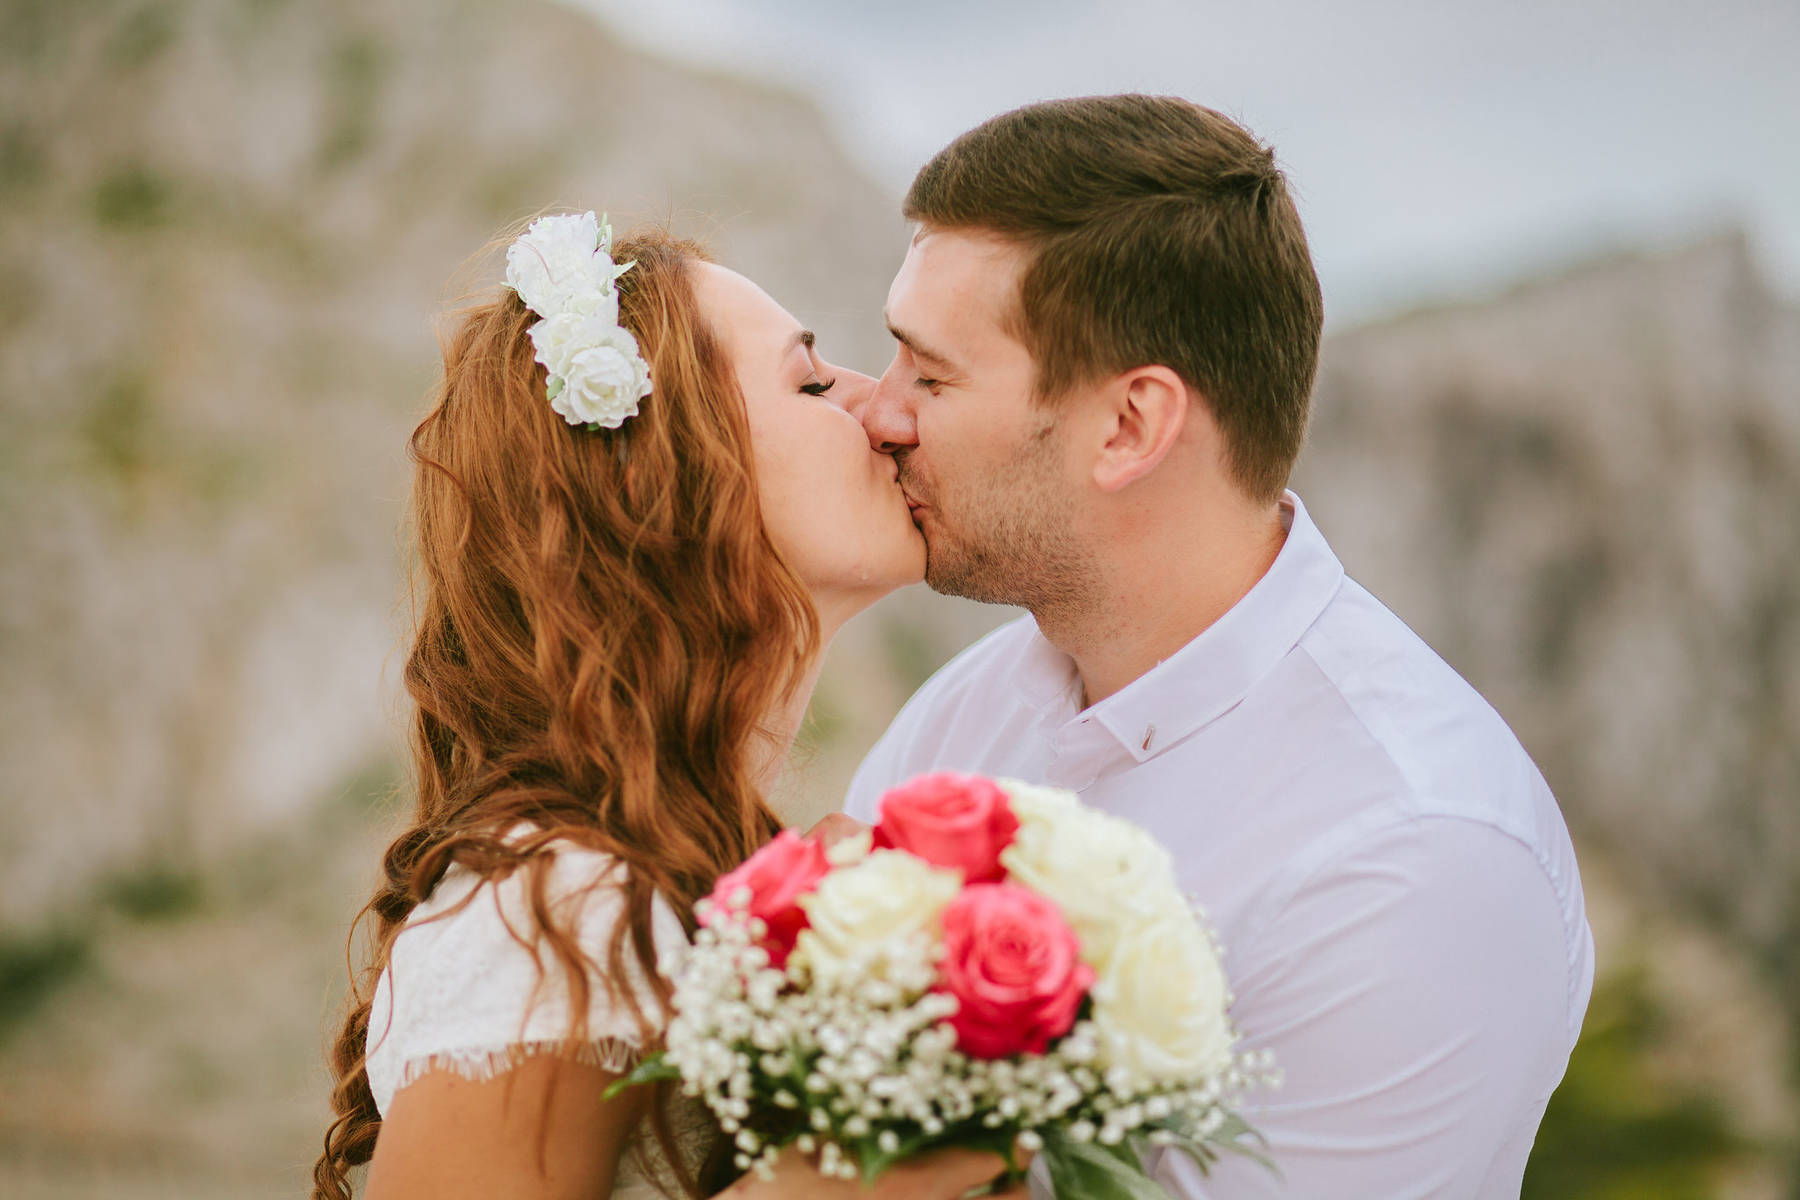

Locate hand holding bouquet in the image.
[612,773,1272,1197]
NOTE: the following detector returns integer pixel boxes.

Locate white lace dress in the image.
[365,843,713,1199]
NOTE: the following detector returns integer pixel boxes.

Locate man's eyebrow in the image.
[792,329,816,351]
[884,318,957,370]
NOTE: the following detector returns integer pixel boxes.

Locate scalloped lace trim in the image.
[391,1035,644,1095]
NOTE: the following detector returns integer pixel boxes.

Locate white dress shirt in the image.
[845,493,1594,1199]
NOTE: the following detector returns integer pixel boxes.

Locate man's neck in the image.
[1039,499,1289,709]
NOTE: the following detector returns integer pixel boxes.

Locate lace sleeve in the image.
[364,844,688,1116]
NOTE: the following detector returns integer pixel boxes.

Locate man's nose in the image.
[859,357,919,454]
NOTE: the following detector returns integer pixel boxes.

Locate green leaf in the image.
[1039,1126,1172,1200]
[600,1051,680,1101]
[546,375,564,399]
[1209,1113,1278,1174]
[1143,1111,1280,1179]
[854,1130,926,1186]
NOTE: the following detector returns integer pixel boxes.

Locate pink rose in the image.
[873,772,1019,884]
[702,830,830,968]
[935,883,1093,1059]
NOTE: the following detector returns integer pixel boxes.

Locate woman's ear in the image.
[1091,365,1190,492]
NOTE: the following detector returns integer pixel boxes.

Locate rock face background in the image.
[0,1,1794,1197]
[0,0,912,929]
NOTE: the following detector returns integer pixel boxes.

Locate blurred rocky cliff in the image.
[0,0,1795,1196]
[0,0,926,929]
[0,2,950,1191]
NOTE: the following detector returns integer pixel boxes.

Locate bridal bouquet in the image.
[611,773,1271,1196]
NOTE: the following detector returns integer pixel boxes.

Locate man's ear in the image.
[1092,366,1190,492]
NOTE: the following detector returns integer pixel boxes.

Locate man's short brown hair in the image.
[904,95,1323,502]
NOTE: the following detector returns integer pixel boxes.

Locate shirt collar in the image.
[1015,618,1083,714]
[1038,491,1345,764]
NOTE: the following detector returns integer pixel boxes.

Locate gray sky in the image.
[567,0,1800,324]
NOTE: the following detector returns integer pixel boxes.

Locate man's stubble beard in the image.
[910,426,1097,620]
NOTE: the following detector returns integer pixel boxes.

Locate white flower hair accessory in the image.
[503,211,652,430]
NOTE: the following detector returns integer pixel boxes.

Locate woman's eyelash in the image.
[800,377,837,397]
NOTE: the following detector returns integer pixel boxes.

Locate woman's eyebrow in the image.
[778,328,819,370]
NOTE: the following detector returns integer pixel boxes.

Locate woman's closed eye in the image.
[800,377,837,397]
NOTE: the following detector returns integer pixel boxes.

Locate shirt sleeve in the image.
[1153,816,1581,1200]
[364,847,687,1115]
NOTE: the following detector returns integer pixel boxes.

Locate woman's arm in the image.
[366,1055,1026,1200]
[365,1056,642,1200]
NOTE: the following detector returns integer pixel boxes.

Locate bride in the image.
[313,215,1020,1200]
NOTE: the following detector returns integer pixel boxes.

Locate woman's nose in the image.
[832,367,878,417]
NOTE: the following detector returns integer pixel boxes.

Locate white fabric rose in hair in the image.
[504,210,615,320]
[1090,912,1234,1086]
[504,210,651,430]
[793,850,960,988]
[997,779,1184,973]
[531,317,654,430]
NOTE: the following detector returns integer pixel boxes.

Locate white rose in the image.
[997,779,1184,972]
[530,316,652,429]
[559,284,620,324]
[528,309,605,377]
[505,210,615,319]
[823,828,873,867]
[1090,912,1235,1086]
[793,850,960,988]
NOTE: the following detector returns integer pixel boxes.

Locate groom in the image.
[840,96,1594,1198]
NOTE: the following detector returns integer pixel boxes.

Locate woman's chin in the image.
[863,543,928,600]
[895,526,928,588]
[868,506,929,591]
[814,544,926,629]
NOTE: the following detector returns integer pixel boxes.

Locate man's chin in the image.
[922,547,992,605]
[920,540,955,597]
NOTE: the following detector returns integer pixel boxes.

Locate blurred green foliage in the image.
[317,32,387,171]
[103,863,207,922]
[1,0,72,63]
[93,164,174,229]
[331,754,406,818]
[801,683,848,746]
[106,2,180,69]
[1523,964,1762,1199]
[880,616,946,695]
[0,927,91,1040]
[85,368,156,482]
[0,124,45,199]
